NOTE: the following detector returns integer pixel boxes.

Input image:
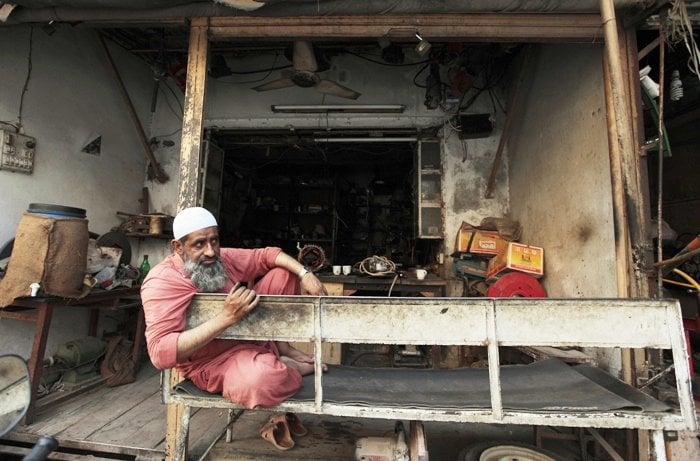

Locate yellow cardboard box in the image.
[456,228,509,256]
[486,242,544,282]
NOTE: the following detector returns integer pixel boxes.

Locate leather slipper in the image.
[259,418,294,450]
[284,412,308,437]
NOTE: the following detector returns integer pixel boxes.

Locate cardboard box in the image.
[456,228,509,256]
[486,242,544,282]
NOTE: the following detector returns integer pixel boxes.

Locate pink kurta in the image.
[141,247,302,408]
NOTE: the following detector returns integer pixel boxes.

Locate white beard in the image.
[182,255,228,292]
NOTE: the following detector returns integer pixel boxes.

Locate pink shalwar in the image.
[141,247,302,408]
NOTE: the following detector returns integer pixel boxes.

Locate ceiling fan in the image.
[252,41,361,100]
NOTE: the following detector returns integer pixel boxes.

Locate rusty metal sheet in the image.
[494,298,678,348]
[186,294,316,342]
[320,296,490,344]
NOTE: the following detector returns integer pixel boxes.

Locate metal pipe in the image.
[656,16,666,296]
[485,44,531,199]
[98,34,169,183]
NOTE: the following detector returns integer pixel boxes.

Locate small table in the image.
[318,274,447,297]
[1,287,143,423]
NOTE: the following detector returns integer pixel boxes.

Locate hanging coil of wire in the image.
[357,255,397,277]
[296,243,326,272]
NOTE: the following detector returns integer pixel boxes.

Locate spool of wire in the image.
[358,255,397,277]
[297,243,326,272]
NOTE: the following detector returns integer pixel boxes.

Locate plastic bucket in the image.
[27,203,86,219]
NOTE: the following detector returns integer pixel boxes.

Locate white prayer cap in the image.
[173,207,218,240]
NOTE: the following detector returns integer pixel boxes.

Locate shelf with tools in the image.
[240,173,338,262]
[218,139,425,268]
[416,140,444,239]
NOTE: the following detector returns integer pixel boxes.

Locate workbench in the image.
[0,286,143,423]
[318,273,447,297]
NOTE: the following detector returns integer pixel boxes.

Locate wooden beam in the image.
[600,0,636,406]
[177,17,209,212]
[600,0,634,302]
[638,36,660,61]
[484,45,531,199]
[168,17,209,461]
[209,14,604,42]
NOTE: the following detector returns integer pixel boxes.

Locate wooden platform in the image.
[0,364,228,460]
[0,363,573,460]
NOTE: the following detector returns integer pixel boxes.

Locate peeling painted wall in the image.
[442,124,510,271]
[0,24,162,358]
[0,26,151,245]
[507,44,619,370]
[508,44,617,299]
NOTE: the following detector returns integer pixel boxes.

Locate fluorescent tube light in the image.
[314,137,418,143]
[271,104,405,114]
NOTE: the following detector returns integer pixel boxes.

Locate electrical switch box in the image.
[1,129,36,174]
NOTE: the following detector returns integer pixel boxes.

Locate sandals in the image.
[259,414,294,450]
[258,412,308,451]
[284,411,308,437]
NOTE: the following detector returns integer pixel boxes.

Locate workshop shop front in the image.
[161,5,683,460]
[1,1,697,460]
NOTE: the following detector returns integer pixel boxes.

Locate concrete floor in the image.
[202,411,582,461]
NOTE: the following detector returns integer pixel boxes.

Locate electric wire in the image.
[217,53,286,85]
[0,121,20,131]
[656,17,666,296]
[356,255,399,297]
[161,79,184,116]
[218,63,292,76]
[412,61,431,88]
[357,255,397,276]
[344,50,429,67]
[667,0,700,79]
[229,150,288,171]
[17,26,34,131]
[151,126,182,140]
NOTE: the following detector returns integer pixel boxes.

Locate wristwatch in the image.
[298,266,310,278]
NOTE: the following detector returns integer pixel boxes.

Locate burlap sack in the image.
[0,213,89,307]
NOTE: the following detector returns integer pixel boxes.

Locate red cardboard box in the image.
[486,242,544,282]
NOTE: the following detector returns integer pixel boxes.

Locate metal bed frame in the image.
[163,295,697,460]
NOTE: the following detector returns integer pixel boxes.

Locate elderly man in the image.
[141,207,327,409]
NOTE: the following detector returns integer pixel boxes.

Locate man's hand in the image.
[175,283,258,362]
[222,283,259,325]
[300,273,328,296]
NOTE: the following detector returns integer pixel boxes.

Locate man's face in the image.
[173,226,227,292]
[175,226,220,264]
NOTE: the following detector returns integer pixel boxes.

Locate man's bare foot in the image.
[280,356,326,376]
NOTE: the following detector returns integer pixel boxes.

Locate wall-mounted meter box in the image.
[1,129,36,174]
